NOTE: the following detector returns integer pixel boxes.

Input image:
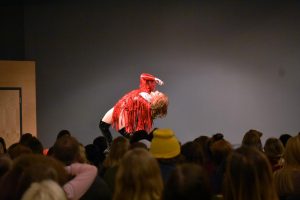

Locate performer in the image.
[99,73,168,144]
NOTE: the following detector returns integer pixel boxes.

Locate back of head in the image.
[114,148,163,200]
[283,135,300,166]
[149,128,181,159]
[104,136,130,168]
[20,133,33,145]
[279,134,292,147]
[242,129,263,151]
[224,146,278,200]
[56,130,71,140]
[0,154,68,200]
[164,163,212,200]
[21,180,67,200]
[85,144,104,166]
[210,139,233,165]
[52,135,80,165]
[7,143,32,160]
[264,137,284,159]
[26,137,44,154]
[93,136,108,153]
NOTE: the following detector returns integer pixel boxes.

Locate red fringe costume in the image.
[99,73,164,144]
[112,73,158,134]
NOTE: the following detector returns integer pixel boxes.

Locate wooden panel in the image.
[0,90,21,147]
[0,61,36,145]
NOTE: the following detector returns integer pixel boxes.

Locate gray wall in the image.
[24,1,300,147]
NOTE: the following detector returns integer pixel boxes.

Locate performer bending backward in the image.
[99,73,168,144]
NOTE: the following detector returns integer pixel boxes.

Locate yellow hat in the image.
[150,128,180,159]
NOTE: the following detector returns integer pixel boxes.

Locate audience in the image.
[1,120,299,200]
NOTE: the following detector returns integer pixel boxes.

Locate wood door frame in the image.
[0,87,22,137]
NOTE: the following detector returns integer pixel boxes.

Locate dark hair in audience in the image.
[279,134,292,147]
[19,133,33,145]
[163,163,212,200]
[52,135,80,166]
[0,137,7,154]
[7,143,32,159]
[56,130,71,140]
[93,136,108,153]
[26,137,44,154]
[85,144,103,167]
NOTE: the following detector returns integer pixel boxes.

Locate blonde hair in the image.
[150,92,168,119]
[21,180,67,200]
[114,148,163,200]
[274,135,300,195]
[224,146,278,200]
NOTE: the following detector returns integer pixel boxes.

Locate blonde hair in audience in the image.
[274,135,300,195]
[21,180,67,200]
[114,148,163,200]
[224,146,278,200]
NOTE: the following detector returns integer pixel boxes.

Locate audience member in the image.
[241,129,263,151]
[279,134,292,147]
[209,136,232,195]
[25,137,44,154]
[19,133,33,145]
[163,163,212,200]
[223,146,279,200]
[274,135,300,200]
[51,135,110,200]
[149,128,181,184]
[264,137,284,172]
[103,136,130,192]
[114,148,163,200]
[21,180,67,200]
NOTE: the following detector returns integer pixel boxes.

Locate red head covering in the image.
[139,73,164,93]
[139,73,156,93]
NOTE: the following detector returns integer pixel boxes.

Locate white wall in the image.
[24,1,300,147]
